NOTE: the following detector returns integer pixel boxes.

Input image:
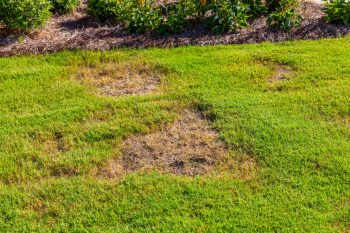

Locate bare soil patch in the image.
[0,2,349,57]
[73,61,162,97]
[97,109,231,178]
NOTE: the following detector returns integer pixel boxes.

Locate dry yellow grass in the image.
[73,61,163,97]
[96,109,257,179]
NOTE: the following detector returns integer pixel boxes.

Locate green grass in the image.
[1,37,350,232]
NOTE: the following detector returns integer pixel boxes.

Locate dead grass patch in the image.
[73,61,163,97]
[30,132,68,156]
[120,109,227,176]
[20,200,48,217]
[95,109,257,179]
[253,58,295,84]
[216,154,257,180]
[269,65,294,83]
[333,114,350,128]
[253,59,296,91]
[340,116,350,128]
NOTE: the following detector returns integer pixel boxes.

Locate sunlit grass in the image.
[1,37,350,232]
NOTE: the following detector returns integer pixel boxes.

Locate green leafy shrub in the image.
[123,0,162,33]
[205,0,250,34]
[268,0,300,11]
[266,0,280,11]
[87,0,120,21]
[267,0,301,31]
[88,0,193,33]
[50,0,80,13]
[324,0,350,25]
[243,0,267,16]
[87,0,302,34]
[267,8,301,31]
[88,0,161,32]
[157,0,199,34]
[0,0,52,31]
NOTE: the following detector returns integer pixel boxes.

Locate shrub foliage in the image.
[50,0,80,13]
[87,0,305,34]
[0,0,52,31]
[324,0,350,25]
[87,0,120,21]
[87,0,249,33]
[205,0,250,34]
[266,0,301,31]
[4,0,348,34]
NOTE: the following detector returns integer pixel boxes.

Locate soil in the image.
[0,1,349,57]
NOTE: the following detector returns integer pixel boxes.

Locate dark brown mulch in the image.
[0,2,349,57]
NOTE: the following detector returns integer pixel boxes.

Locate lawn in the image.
[1,37,350,232]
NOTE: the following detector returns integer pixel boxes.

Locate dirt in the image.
[0,2,349,57]
[97,109,231,178]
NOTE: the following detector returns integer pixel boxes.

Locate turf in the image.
[1,37,350,232]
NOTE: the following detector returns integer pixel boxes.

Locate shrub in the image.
[50,0,80,13]
[88,0,162,33]
[123,0,162,33]
[157,0,199,34]
[324,0,350,25]
[267,8,301,31]
[266,0,280,11]
[205,0,250,34]
[87,0,120,22]
[267,0,301,31]
[86,0,271,34]
[88,0,194,34]
[243,0,267,16]
[266,0,301,12]
[0,0,52,31]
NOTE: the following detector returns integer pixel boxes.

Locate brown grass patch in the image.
[333,114,350,128]
[74,61,163,97]
[269,65,294,83]
[340,116,350,128]
[96,109,234,178]
[20,200,48,217]
[30,132,68,156]
[216,154,257,180]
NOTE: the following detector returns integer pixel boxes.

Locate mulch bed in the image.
[0,2,349,57]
